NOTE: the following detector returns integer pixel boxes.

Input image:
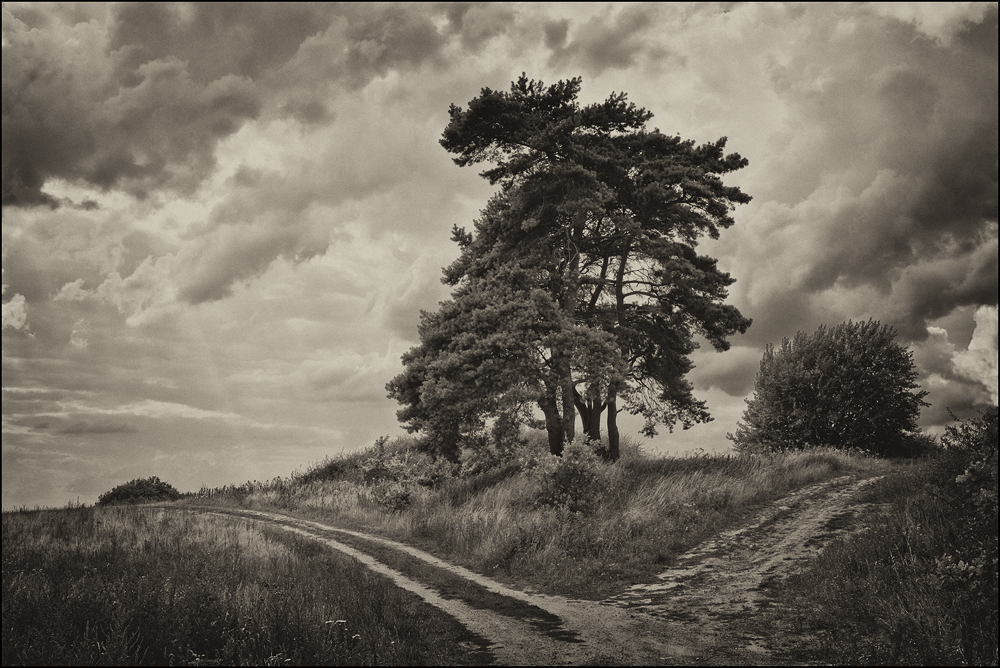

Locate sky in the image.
[3,2,997,509]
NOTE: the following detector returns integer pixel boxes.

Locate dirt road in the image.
[194,474,881,665]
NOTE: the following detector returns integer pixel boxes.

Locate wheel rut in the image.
[185,473,882,665]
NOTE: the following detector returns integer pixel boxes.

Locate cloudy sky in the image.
[3,2,997,509]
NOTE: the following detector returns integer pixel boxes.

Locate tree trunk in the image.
[573,389,590,434]
[555,212,586,449]
[606,390,620,462]
[573,386,605,442]
[604,241,629,463]
[538,393,564,456]
[587,401,603,441]
[550,351,575,449]
[573,389,607,441]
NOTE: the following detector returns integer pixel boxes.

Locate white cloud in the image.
[2,291,28,331]
[953,305,999,404]
[2,260,29,331]
[69,318,88,350]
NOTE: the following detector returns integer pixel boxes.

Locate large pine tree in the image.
[388,75,752,459]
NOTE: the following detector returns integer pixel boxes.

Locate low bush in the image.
[97,476,181,506]
[530,437,607,514]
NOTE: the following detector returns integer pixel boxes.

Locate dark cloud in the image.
[2,7,262,206]
[3,3,457,208]
[691,346,761,397]
[438,2,517,50]
[917,375,995,427]
[729,5,998,351]
[544,19,570,51]
[548,5,670,75]
[2,1,471,322]
[57,419,139,435]
[892,238,998,339]
[107,3,331,84]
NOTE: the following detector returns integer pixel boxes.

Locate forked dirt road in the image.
[192,474,882,666]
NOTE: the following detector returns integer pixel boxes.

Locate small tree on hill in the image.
[729,320,929,456]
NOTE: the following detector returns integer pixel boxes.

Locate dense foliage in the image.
[937,405,998,661]
[729,320,929,456]
[388,75,751,460]
[97,476,182,505]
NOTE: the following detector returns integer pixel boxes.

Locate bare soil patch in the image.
[191,474,881,665]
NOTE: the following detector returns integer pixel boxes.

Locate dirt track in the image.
[194,474,882,666]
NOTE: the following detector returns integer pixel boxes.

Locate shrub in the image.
[357,436,459,512]
[458,426,546,477]
[729,319,929,456]
[935,406,998,664]
[531,437,607,514]
[97,476,181,506]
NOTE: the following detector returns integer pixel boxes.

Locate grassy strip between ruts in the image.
[2,504,493,666]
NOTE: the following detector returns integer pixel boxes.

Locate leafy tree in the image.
[388,75,751,459]
[728,320,930,456]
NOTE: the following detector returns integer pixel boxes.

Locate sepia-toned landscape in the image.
[3,3,997,666]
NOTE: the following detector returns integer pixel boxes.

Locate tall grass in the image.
[765,408,998,665]
[189,433,891,598]
[2,505,486,666]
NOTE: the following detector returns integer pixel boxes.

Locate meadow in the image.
[2,505,488,666]
[4,410,996,666]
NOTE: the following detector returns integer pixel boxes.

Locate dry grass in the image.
[191,434,892,598]
[10,427,986,666]
[763,460,998,665]
[2,505,489,666]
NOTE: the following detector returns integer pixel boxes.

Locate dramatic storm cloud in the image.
[3,3,997,509]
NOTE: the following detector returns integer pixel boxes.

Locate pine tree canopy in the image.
[388,75,753,460]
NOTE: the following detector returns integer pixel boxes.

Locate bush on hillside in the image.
[935,406,998,664]
[353,436,457,512]
[458,427,549,477]
[729,319,929,456]
[531,437,607,514]
[97,476,181,506]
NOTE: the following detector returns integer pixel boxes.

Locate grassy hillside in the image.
[5,412,995,666]
[185,433,893,599]
[763,408,998,665]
